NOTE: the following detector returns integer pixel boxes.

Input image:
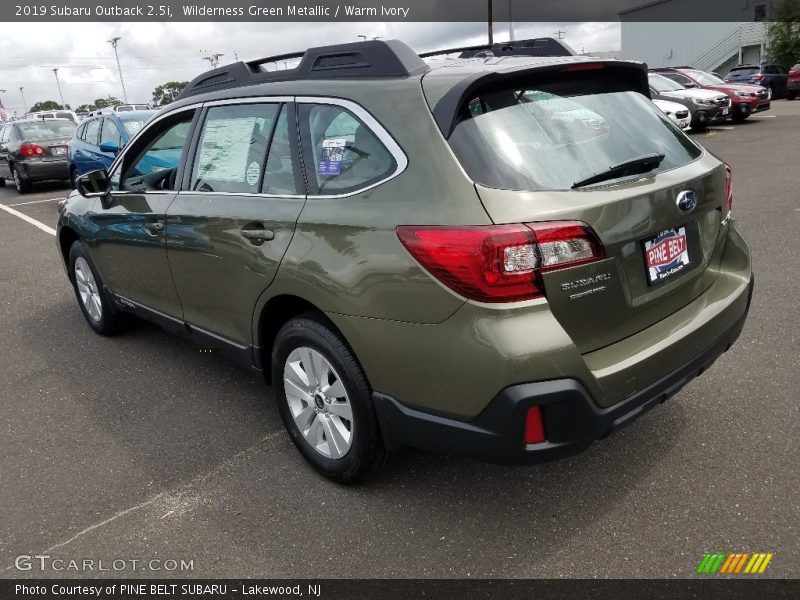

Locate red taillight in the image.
[524,406,546,444]
[752,73,765,81]
[725,164,733,213]
[20,143,46,157]
[396,221,604,303]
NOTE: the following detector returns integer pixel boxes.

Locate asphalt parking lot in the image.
[1,102,797,579]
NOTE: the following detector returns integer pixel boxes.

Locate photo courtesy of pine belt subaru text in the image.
[56,39,754,483]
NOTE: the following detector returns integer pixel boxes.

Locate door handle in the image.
[241,224,275,245]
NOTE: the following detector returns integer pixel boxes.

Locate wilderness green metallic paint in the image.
[57,56,753,429]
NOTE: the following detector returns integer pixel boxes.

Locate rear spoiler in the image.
[431,60,650,138]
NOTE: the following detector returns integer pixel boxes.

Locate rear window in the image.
[729,67,760,76]
[15,119,77,140]
[449,82,702,191]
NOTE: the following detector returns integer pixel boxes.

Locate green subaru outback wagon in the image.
[57,40,753,483]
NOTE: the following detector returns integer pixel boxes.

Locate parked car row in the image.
[652,66,770,123]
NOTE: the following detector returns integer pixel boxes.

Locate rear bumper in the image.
[16,159,69,182]
[374,274,754,465]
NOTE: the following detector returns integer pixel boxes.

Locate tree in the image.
[94,96,123,109]
[151,81,188,107]
[28,100,63,112]
[75,104,95,113]
[768,0,800,69]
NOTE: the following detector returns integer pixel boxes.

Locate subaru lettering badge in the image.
[676,190,698,214]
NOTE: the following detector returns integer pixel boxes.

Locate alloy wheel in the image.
[74,257,102,322]
[283,347,354,459]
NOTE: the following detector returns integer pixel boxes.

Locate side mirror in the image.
[77,169,112,199]
[98,141,120,154]
[684,82,698,88]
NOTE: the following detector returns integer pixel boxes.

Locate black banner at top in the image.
[0,0,786,22]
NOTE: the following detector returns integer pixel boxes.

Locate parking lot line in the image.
[6,197,65,207]
[0,203,56,236]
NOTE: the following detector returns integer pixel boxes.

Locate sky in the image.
[0,21,620,114]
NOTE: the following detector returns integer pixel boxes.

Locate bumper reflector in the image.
[524,406,546,444]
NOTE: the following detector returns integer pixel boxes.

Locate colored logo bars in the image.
[696,552,774,574]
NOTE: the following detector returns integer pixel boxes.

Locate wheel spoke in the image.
[321,416,348,459]
[286,359,310,389]
[284,372,313,403]
[294,404,316,430]
[323,378,346,400]
[327,400,352,421]
[299,348,318,386]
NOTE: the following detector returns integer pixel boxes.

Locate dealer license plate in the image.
[644,226,690,284]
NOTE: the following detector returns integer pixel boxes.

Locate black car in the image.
[726,64,788,98]
[0,118,77,193]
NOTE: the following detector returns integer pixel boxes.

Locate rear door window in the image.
[299,103,396,195]
[448,81,702,191]
[84,119,101,145]
[100,118,122,147]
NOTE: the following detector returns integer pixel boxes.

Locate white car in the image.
[653,99,691,130]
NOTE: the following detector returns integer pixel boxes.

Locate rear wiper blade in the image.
[571,153,666,189]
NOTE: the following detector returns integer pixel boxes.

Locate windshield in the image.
[685,70,725,85]
[649,73,684,92]
[16,120,77,140]
[449,87,702,191]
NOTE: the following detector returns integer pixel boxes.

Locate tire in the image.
[272,314,387,484]
[788,91,797,101]
[11,165,32,194]
[731,112,749,123]
[68,240,129,336]
[0,176,5,188]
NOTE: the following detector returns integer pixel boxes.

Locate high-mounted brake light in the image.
[396,221,604,303]
[562,63,606,72]
[725,164,733,213]
[19,143,46,157]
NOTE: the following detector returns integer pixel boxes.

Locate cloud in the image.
[0,22,619,113]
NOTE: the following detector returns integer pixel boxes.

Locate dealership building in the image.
[619,0,771,75]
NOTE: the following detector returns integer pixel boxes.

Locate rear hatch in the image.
[15,119,76,160]
[423,59,730,353]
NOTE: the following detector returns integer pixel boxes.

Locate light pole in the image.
[19,87,27,113]
[202,53,225,69]
[508,0,514,41]
[52,68,65,107]
[108,36,128,103]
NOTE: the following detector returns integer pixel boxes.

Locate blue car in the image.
[67,110,159,187]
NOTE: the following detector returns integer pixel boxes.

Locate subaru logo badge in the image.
[676,190,698,214]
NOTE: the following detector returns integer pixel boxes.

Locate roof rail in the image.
[176,39,430,101]
[421,38,575,60]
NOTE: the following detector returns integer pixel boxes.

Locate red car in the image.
[652,67,770,122]
[788,63,800,100]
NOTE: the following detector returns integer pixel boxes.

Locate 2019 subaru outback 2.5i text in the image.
[57,40,753,483]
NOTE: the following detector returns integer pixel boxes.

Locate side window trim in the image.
[295,96,408,199]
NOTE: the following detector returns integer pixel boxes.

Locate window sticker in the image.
[196,118,257,182]
[246,161,260,186]
[318,138,346,177]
